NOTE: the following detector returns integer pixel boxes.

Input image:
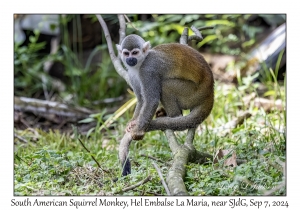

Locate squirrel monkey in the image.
[117,34,214,175]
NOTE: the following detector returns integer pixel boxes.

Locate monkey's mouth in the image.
[126,57,137,66]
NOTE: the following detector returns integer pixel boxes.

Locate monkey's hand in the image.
[131,127,145,140]
[125,120,137,133]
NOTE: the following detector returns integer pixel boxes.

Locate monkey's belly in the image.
[161,79,203,110]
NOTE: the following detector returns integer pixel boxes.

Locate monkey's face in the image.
[122,49,141,67]
[117,39,151,69]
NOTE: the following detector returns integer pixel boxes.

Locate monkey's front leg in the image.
[131,102,159,140]
[125,97,144,137]
[127,107,165,138]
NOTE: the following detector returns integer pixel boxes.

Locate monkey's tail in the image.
[119,132,132,176]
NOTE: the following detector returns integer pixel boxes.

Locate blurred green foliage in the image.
[128,14,285,55]
[14,30,60,98]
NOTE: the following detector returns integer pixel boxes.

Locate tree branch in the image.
[14,96,92,122]
[179,27,189,45]
[188,25,203,42]
[164,130,180,154]
[184,128,196,147]
[164,128,213,195]
[166,145,189,195]
[124,15,139,31]
[188,25,214,43]
[96,15,117,60]
[118,15,126,44]
[96,15,132,88]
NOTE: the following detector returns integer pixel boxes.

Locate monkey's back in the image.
[149,43,213,85]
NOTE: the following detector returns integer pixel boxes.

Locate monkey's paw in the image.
[125,120,137,133]
[131,130,145,140]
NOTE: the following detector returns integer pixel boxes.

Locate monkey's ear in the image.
[142,41,151,53]
[116,44,122,54]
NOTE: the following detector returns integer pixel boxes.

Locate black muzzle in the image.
[126,57,137,66]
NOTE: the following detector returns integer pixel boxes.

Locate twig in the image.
[117,175,151,193]
[141,154,171,166]
[56,119,68,130]
[14,134,28,143]
[20,118,31,128]
[136,189,163,196]
[77,138,109,173]
[188,25,203,42]
[188,25,214,43]
[124,15,139,31]
[152,161,171,195]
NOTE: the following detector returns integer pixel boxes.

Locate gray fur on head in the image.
[121,35,146,50]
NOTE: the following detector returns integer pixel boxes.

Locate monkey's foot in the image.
[155,107,167,118]
[125,120,137,133]
[131,130,145,140]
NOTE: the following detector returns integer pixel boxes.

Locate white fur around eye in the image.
[122,50,130,56]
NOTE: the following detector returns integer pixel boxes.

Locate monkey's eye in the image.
[123,52,129,56]
[132,51,139,55]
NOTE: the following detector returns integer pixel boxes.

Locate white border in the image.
[2,0,298,209]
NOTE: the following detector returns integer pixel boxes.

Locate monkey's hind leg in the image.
[119,132,132,176]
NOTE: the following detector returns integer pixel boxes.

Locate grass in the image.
[14,74,286,196]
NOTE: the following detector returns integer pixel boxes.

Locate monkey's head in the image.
[117,35,151,68]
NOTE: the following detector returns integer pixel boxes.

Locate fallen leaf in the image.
[214,149,237,167]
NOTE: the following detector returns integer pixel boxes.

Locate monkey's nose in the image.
[126,57,137,66]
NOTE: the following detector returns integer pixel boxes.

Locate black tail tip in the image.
[122,158,131,176]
